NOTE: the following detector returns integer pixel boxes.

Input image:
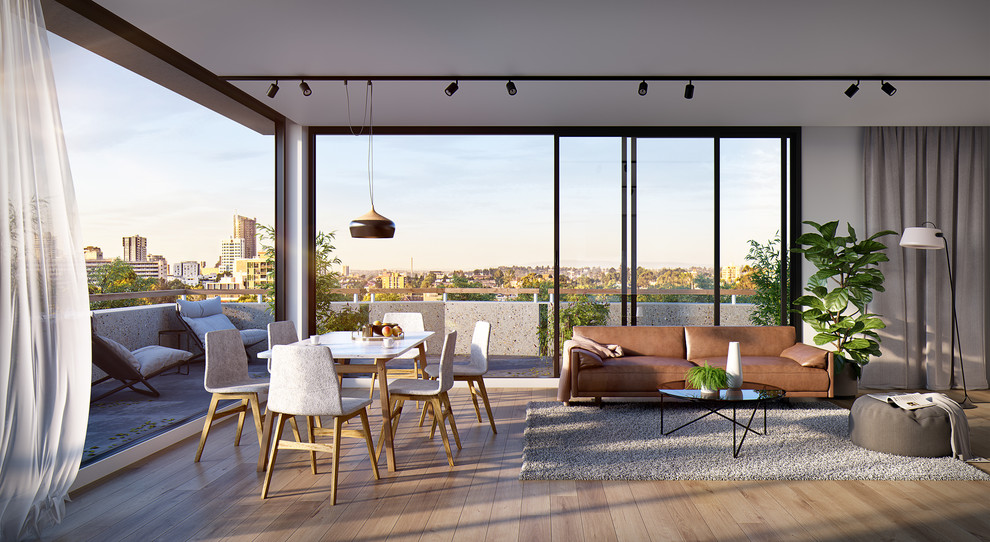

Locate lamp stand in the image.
[942,236,976,409]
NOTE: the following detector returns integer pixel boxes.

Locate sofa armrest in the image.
[558,340,604,402]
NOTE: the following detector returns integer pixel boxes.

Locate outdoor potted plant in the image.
[685,362,728,397]
[792,220,896,395]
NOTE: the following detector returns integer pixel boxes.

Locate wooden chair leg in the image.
[261,413,288,499]
[359,409,380,480]
[466,380,482,422]
[475,377,497,434]
[249,394,265,446]
[306,416,317,474]
[375,396,398,460]
[369,373,377,400]
[234,398,248,446]
[331,416,343,506]
[195,394,221,462]
[441,392,461,450]
[431,397,455,467]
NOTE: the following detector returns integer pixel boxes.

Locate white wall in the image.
[799,127,864,343]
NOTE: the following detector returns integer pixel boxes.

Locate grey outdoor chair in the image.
[261,344,379,505]
[177,297,267,360]
[423,321,496,433]
[376,330,460,467]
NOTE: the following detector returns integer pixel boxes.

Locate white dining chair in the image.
[423,321,496,434]
[261,344,379,505]
[376,331,460,467]
[195,329,300,470]
[367,311,428,398]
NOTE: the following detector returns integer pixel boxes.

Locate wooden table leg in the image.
[377,358,397,472]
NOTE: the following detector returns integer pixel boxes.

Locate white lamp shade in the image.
[899,226,943,250]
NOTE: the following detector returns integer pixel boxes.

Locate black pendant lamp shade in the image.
[349,207,395,238]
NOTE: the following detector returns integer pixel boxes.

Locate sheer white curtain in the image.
[1,0,90,539]
[864,127,990,391]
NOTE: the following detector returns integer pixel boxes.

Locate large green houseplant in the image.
[792,220,896,379]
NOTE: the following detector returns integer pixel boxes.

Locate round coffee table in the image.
[658,381,786,458]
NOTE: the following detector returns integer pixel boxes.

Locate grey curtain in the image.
[864,127,989,391]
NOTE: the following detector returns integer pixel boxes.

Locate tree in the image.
[88,259,156,309]
[745,232,789,326]
[259,225,354,333]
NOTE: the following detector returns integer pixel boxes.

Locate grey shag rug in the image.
[520,401,990,481]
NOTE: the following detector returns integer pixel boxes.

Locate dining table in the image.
[256,330,433,473]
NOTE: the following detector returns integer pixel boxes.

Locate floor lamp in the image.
[900,223,976,409]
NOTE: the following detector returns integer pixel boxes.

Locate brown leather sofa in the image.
[558,325,834,404]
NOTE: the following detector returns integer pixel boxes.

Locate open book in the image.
[868,392,936,410]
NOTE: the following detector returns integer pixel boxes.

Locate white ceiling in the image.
[89,0,990,128]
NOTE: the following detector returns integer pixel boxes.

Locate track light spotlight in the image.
[638,80,648,96]
[444,81,459,96]
[881,80,897,96]
[844,81,860,98]
[684,81,695,99]
[299,81,312,96]
[266,81,279,98]
[506,80,517,96]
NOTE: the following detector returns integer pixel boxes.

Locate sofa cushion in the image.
[574,326,686,358]
[780,343,829,369]
[576,356,696,393]
[685,326,796,359]
[692,355,830,392]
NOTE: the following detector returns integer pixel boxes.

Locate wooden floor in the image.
[45,388,990,542]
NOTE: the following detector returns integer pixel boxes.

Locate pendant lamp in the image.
[348,80,395,238]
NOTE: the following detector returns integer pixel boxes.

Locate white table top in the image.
[257,331,433,361]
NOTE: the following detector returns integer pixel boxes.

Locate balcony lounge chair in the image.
[90,333,194,402]
[176,297,267,359]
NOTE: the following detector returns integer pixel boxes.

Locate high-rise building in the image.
[233,214,257,258]
[83,246,103,260]
[122,234,147,262]
[220,238,245,272]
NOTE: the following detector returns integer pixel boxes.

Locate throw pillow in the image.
[571,336,624,359]
[780,343,828,369]
[94,334,142,373]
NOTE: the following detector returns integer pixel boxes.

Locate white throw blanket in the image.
[872,393,974,460]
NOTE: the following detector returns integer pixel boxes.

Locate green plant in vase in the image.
[792,220,896,379]
[685,362,728,394]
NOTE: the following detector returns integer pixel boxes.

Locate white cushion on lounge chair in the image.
[177,297,265,348]
[132,345,193,375]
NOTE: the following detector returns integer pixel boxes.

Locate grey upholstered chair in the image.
[261,344,379,505]
[195,329,286,470]
[177,297,267,359]
[267,320,299,349]
[376,330,460,467]
[423,321,496,433]
[367,311,428,398]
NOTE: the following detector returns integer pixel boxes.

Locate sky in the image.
[49,33,782,274]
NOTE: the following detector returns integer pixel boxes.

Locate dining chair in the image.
[267,320,298,349]
[367,311,427,398]
[422,321,496,434]
[261,344,380,505]
[376,330,460,467]
[195,329,300,468]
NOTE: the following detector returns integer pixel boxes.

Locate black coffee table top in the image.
[659,381,786,402]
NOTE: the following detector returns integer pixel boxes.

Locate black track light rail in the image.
[222,74,990,83]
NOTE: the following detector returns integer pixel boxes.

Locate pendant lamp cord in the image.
[344,80,376,208]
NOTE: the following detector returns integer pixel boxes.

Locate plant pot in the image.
[832,357,859,398]
[700,386,719,398]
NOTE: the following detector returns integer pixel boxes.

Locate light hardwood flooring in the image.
[45,388,990,541]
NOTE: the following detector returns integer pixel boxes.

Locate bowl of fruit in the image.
[370,321,404,338]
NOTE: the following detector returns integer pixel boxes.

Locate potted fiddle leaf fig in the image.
[685,362,729,395]
[792,220,896,388]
